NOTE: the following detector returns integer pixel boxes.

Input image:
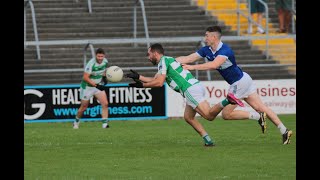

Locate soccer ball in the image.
[106,66,123,82]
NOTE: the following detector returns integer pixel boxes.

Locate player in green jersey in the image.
[126,43,243,146]
[73,48,110,129]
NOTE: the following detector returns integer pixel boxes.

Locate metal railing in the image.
[194,41,212,81]
[133,0,150,48]
[24,35,295,74]
[24,0,40,60]
[83,43,95,69]
[237,0,270,59]
[25,0,150,58]
[24,63,295,74]
[25,35,295,46]
[290,0,296,34]
[75,0,92,13]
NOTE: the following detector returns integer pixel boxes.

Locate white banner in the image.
[167,79,296,117]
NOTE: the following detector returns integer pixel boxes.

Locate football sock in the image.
[249,112,260,121]
[219,98,230,108]
[102,118,108,124]
[202,134,214,145]
[75,116,80,123]
[277,123,287,134]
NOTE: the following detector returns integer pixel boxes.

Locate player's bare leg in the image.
[222,105,248,120]
[209,103,224,119]
[95,91,109,128]
[195,100,221,121]
[222,103,267,133]
[244,93,281,126]
[244,92,292,144]
[184,105,214,146]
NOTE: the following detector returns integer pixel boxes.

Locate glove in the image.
[96,84,106,91]
[129,79,143,88]
[125,69,140,80]
[102,76,108,85]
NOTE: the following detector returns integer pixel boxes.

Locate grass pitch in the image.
[25,114,296,180]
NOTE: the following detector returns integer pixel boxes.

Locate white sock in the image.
[277,123,287,134]
[249,111,260,120]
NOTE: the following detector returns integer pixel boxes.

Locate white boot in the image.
[73,121,80,129]
[102,123,109,128]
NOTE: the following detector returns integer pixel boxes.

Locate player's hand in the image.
[102,76,108,85]
[182,64,195,70]
[125,69,140,80]
[96,84,106,91]
[129,80,143,88]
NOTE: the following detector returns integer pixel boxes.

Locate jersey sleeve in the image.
[217,46,235,69]
[158,59,167,75]
[218,47,232,60]
[196,47,207,58]
[84,61,93,74]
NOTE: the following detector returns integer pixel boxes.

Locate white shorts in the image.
[80,86,102,100]
[183,83,206,109]
[228,72,256,99]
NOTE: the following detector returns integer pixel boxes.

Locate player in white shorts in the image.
[177,26,292,144]
[229,72,256,99]
[73,48,110,129]
[126,43,243,147]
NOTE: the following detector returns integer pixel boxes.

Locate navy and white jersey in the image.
[196,41,243,84]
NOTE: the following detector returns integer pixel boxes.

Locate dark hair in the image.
[149,43,164,54]
[206,26,222,34]
[95,48,105,55]
[206,26,222,39]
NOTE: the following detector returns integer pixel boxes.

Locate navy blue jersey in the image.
[196,42,243,84]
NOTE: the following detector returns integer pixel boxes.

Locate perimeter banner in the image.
[24,84,167,122]
[167,79,296,117]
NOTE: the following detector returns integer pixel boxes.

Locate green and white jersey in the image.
[158,56,199,95]
[80,58,108,88]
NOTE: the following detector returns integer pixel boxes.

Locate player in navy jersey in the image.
[176,26,292,145]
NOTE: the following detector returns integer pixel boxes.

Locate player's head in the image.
[204,26,222,46]
[95,48,105,62]
[147,43,164,65]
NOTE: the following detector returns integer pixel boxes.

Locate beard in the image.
[150,59,157,65]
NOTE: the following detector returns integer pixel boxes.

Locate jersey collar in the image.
[209,41,223,54]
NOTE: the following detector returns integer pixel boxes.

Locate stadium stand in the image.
[24,0,295,85]
[194,0,296,75]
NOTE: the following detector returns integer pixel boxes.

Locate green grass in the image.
[25,114,296,180]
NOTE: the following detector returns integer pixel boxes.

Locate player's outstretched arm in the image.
[125,69,154,83]
[182,56,227,71]
[175,53,201,64]
[143,74,166,88]
[139,75,154,83]
[130,74,166,88]
[129,74,166,88]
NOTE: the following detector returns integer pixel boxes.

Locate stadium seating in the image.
[24,0,295,85]
[194,0,296,75]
